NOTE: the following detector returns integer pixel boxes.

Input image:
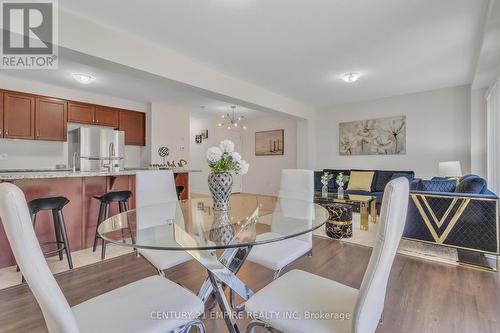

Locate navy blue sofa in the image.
[404,175,499,258]
[315,170,499,263]
[314,169,415,212]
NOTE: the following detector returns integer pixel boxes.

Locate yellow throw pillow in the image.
[347,171,375,191]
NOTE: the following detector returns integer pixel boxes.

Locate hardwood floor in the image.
[0,236,498,333]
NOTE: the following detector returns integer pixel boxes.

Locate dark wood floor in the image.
[0,236,499,333]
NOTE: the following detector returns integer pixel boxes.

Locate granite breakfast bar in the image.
[0,169,199,268]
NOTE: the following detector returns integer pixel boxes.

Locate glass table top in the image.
[98,195,329,251]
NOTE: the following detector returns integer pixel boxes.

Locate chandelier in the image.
[218,106,247,130]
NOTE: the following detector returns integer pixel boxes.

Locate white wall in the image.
[189,113,298,196]
[315,85,471,179]
[150,102,190,165]
[189,116,218,194]
[242,115,297,196]
[0,75,149,169]
[470,88,488,177]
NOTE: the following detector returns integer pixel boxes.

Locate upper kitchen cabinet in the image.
[35,97,68,141]
[68,102,95,125]
[3,92,35,139]
[118,110,145,146]
[95,106,119,128]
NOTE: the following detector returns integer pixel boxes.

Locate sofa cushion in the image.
[371,191,384,204]
[374,170,415,192]
[455,175,487,194]
[345,189,372,196]
[314,171,325,192]
[323,169,350,190]
[410,178,421,191]
[418,179,457,192]
[347,171,375,191]
[390,172,415,182]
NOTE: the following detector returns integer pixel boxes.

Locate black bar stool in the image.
[17,196,73,277]
[93,190,132,260]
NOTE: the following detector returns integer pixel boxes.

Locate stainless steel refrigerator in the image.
[68,128,125,172]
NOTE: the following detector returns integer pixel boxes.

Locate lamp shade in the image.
[438,161,462,177]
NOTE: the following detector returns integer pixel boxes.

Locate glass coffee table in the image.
[314,192,377,230]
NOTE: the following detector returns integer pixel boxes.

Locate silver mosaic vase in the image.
[208,172,233,211]
[209,210,235,246]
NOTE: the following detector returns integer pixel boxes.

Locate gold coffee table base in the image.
[315,192,377,231]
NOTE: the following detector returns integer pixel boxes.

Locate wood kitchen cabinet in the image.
[35,97,68,141]
[0,92,3,138]
[95,106,119,128]
[119,110,145,146]
[68,102,95,124]
[0,88,148,144]
[175,173,189,200]
[3,92,35,139]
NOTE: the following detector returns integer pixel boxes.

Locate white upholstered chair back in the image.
[272,169,314,241]
[277,169,314,202]
[0,183,79,333]
[353,177,409,333]
[135,170,178,208]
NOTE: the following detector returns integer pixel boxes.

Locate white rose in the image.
[206,146,223,163]
[219,139,235,153]
[238,160,249,175]
[230,151,242,162]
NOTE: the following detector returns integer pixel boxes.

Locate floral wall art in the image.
[339,116,406,155]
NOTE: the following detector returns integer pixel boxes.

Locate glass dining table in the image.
[98,195,329,333]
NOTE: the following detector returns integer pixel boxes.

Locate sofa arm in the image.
[404,191,499,254]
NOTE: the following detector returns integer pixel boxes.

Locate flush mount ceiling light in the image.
[341,72,361,83]
[217,105,247,130]
[72,73,96,84]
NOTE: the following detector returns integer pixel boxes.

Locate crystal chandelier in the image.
[217,106,247,130]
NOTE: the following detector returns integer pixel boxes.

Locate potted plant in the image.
[321,172,333,197]
[336,172,350,199]
[206,139,249,211]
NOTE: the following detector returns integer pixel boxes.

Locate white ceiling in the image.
[60,0,490,108]
[0,48,264,118]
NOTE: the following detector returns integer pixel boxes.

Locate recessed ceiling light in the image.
[72,73,96,84]
[341,72,361,83]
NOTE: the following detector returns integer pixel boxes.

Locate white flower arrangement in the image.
[336,172,350,188]
[321,172,333,186]
[206,140,249,175]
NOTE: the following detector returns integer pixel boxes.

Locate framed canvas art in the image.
[255,129,284,156]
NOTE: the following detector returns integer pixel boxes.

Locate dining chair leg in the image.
[246,319,283,333]
[181,319,206,333]
[229,289,245,313]
[273,268,282,280]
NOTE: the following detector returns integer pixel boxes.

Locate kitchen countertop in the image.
[0,169,202,180]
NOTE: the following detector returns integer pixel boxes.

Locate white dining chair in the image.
[244,177,410,333]
[246,169,314,279]
[0,182,205,333]
[135,170,192,276]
